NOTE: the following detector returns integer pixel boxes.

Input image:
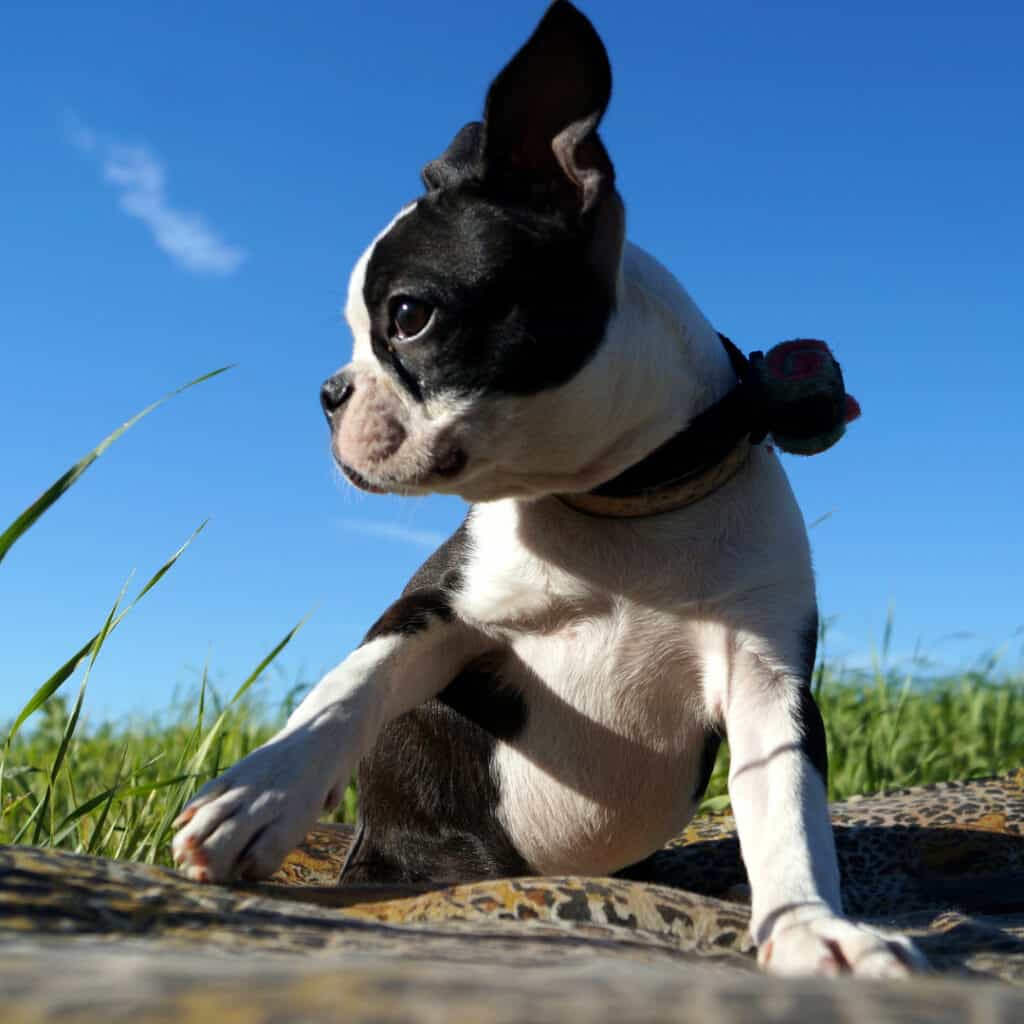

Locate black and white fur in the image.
[173,2,923,977]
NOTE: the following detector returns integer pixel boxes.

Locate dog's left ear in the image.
[421,121,484,192]
[482,1,614,217]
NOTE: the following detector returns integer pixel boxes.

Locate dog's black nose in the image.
[320,372,354,420]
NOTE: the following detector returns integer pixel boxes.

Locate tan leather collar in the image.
[557,439,753,518]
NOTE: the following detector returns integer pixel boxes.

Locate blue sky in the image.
[2,0,1022,724]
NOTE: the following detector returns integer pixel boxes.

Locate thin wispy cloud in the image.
[335,517,446,550]
[65,112,246,276]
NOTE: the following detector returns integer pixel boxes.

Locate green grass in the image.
[702,665,1024,813]
[3,664,1022,866]
[2,373,1021,867]
[0,677,360,866]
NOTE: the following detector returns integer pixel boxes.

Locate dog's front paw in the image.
[171,729,345,884]
[759,914,928,978]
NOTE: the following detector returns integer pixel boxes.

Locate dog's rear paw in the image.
[759,915,928,978]
[171,730,342,884]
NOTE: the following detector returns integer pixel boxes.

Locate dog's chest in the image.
[453,500,719,875]
[497,603,714,874]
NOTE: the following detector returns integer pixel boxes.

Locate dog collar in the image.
[558,437,753,518]
[557,334,860,519]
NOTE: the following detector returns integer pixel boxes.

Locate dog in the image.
[172,1,924,977]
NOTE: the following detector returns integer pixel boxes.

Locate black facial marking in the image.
[364,191,615,400]
[794,610,829,785]
[365,3,619,403]
[371,329,423,404]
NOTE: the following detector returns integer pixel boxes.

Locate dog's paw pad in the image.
[760,916,927,978]
[171,733,341,884]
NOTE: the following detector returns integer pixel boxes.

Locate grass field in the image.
[3,373,1022,868]
[2,664,1023,868]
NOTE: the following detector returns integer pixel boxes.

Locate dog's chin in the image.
[336,447,468,498]
[338,462,389,495]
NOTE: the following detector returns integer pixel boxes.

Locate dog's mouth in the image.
[339,462,388,495]
[338,448,468,496]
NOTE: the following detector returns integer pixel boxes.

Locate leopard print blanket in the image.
[1,772,1022,1022]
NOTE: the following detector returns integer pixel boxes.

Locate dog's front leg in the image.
[172,591,490,883]
[721,637,927,977]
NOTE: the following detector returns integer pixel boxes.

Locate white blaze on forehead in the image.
[344,202,418,362]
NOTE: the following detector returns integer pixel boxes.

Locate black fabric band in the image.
[591,334,755,500]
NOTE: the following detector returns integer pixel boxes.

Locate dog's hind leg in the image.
[341,646,533,886]
[171,590,494,884]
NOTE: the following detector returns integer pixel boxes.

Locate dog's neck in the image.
[451,242,739,505]
[616,244,737,419]
[560,243,740,497]
[558,332,753,517]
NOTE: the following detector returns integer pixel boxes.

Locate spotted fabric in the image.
[1,771,1022,1022]
[264,770,1024,981]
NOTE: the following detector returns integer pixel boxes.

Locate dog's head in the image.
[324,2,644,502]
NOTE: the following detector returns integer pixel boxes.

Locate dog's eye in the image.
[391,298,434,342]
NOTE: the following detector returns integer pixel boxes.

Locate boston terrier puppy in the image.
[173,1,923,977]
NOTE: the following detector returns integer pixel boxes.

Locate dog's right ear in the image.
[421,121,484,192]
[481,1,614,218]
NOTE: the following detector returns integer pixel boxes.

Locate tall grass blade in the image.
[4,523,207,743]
[144,615,310,863]
[54,768,185,849]
[202,616,310,773]
[33,577,129,845]
[813,616,828,700]
[83,747,130,854]
[0,367,231,566]
[0,792,31,820]
[882,604,895,667]
[10,797,47,845]
[229,613,312,705]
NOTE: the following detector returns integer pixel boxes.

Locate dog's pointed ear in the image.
[421,121,484,192]
[482,1,614,216]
